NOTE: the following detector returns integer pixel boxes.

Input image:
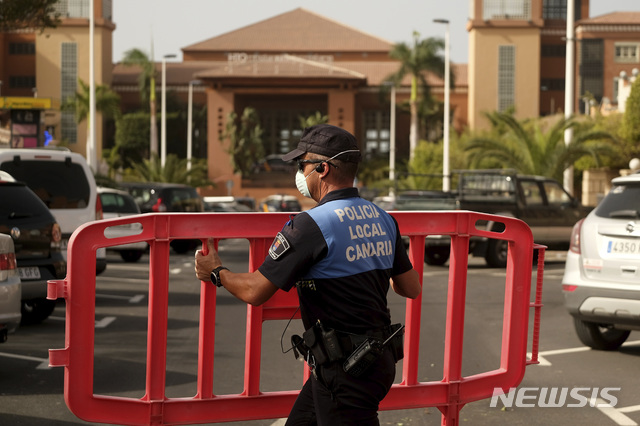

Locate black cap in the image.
[282,124,361,163]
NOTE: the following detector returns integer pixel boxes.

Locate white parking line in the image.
[530,340,640,367]
[47,315,117,329]
[96,293,145,303]
[0,352,50,369]
[597,399,639,426]
[95,316,116,328]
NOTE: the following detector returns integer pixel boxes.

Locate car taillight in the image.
[51,223,62,249]
[0,253,17,271]
[562,284,578,292]
[152,198,167,212]
[569,219,584,254]
[95,192,104,220]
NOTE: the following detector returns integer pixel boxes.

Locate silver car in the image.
[562,171,640,350]
[0,233,21,342]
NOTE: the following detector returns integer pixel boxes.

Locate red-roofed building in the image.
[576,11,640,112]
[113,8,468,197]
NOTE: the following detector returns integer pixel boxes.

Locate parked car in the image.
[0,171,66,324]
[0,233,21,341]
[119,182,204,253]
[0,148,106,275]
[98,187,148,262]
[203,196,254,212]
[259,194,301,212]
[562,171,640,350]
[373,191,459,266]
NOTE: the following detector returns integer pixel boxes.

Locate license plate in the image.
[19,267,41,280]
[605,238,640,255]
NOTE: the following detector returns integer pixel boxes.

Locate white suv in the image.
[0,148,106,274]
[562,170,640,350]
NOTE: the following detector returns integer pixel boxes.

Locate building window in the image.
[498,45,516,112]
[102,0,113,21]
[541,44,565,57]
[259,109,317,156]
[613,76,620,103]
[543,0,566,19]
[61,42,78,144]
[362,110,390,156]
[615,43,640,63]
[9,75,36,89]
[9,42,36,55]
[542,0,582,20]
[540,78,565,91]
[580,39,604,102]
[54,0,90,19]
[483,0,531,20]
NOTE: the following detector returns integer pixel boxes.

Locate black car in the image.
[0,175,66,324]
[119,182,204,253]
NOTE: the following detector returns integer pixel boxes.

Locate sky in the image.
[112,0,640,65]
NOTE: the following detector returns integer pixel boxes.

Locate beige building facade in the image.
[0,0,114,168]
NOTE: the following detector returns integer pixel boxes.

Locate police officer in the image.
[195,124,421,425]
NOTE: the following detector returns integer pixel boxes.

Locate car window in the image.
[595,183,640,219]
[165,188,202,212]
[0,184,50,217]
[1,160,90,209]
[520,180,543,206]
[543,181,572,205]
[100,193,139,214]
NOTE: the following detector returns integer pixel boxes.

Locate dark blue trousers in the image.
[285,349,396,426]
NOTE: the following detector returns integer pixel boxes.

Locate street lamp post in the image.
[161,54,177,168]
[563,0,576,196]
[433,18,451,192]
[187,80,201,172]
[389,84,396,197]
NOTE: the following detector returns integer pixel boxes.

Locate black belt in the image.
[292,321,404,368]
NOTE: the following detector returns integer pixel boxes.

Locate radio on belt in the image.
[343,325,404,377]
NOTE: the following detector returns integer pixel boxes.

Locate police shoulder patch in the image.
[269,232,291,260]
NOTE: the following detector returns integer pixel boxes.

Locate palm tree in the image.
[465,111,617,182]
[121,48,158,156]
[60,79,121,170]
[61,79,121,123]
[126,153,212,187]
[386,32,446,160]
[298,111,329,129]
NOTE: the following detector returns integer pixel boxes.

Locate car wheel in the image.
[424,247,450,266]
[485,239,508,268]
[573,318,630,351]
[21,298,57,325]
[120,250,143,263]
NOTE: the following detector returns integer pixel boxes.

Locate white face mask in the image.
[294,150,360,198]
[295,168,315,198]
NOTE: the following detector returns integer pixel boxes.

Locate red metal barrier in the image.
[48,211,544,425]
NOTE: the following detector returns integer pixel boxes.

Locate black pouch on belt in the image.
[302,325,328,365]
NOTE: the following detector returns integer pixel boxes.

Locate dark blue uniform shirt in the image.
[258,187,413,333]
